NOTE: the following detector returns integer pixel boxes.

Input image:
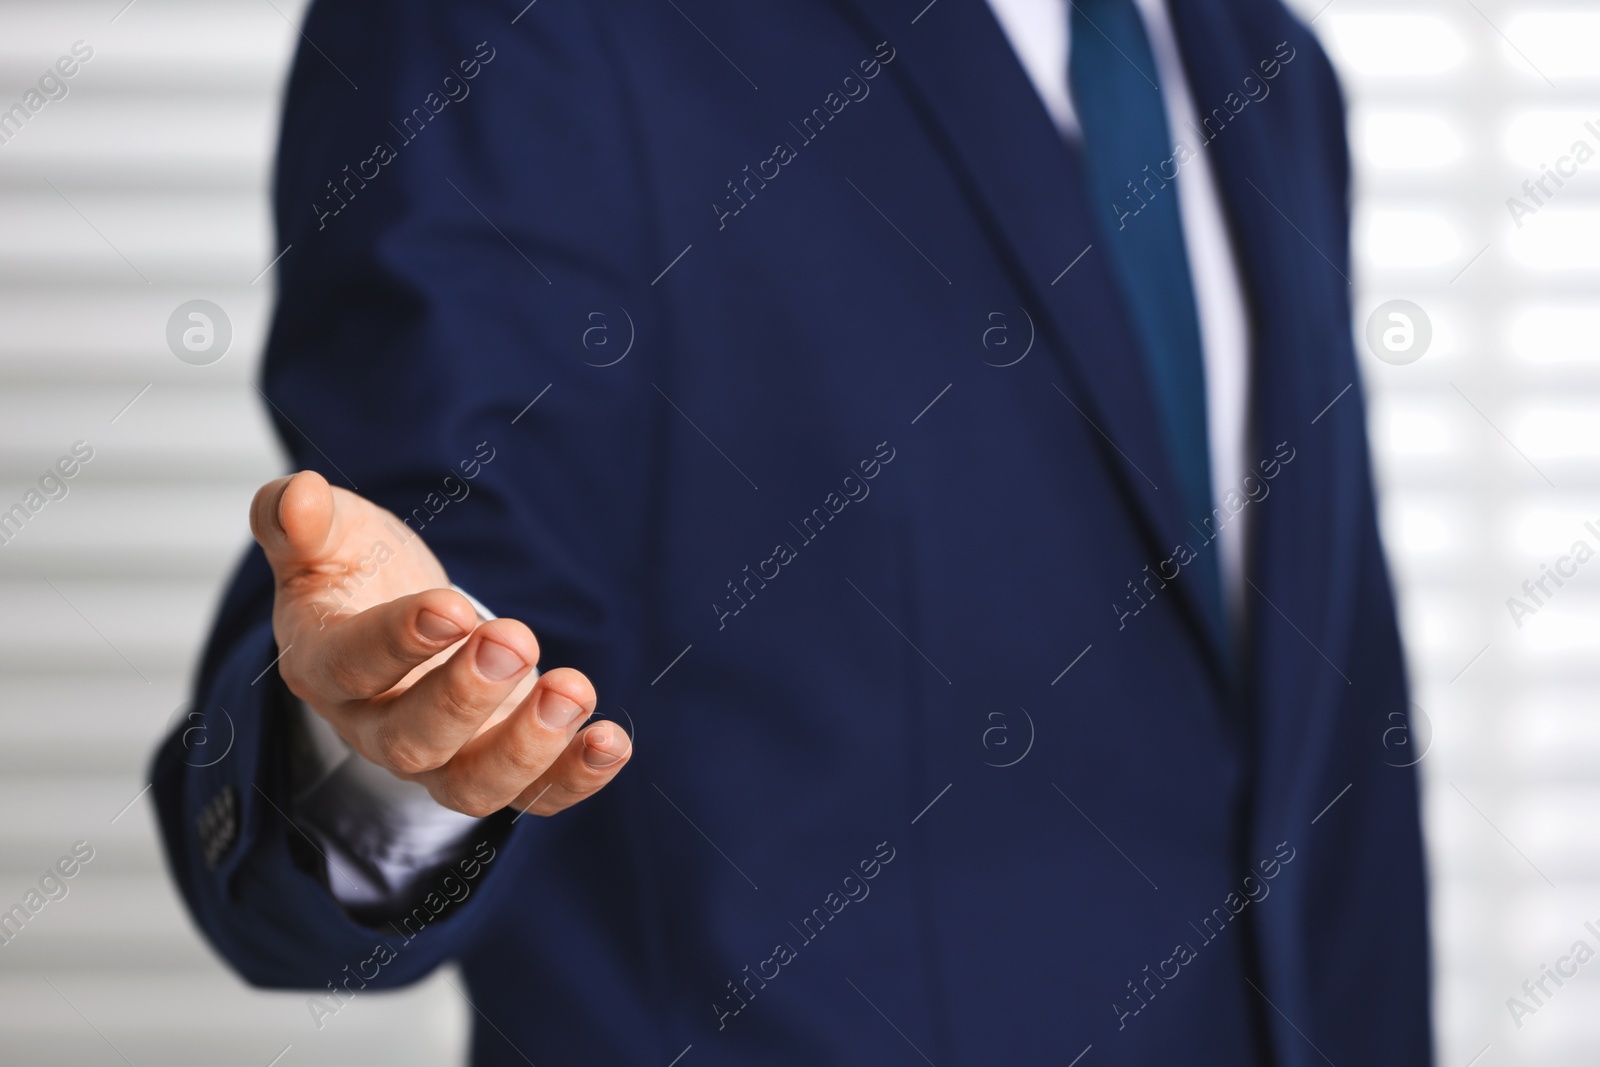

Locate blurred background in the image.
[0,0,1593,1063]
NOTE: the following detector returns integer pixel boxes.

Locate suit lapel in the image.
[832,0,1229,678]
[1166,0,1325,417]
[1164,0,1355,683]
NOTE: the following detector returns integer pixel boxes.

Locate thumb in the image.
[249,470,336,575]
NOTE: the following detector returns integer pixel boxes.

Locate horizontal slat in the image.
[0,1,303,89]
[0,287,273,384]
[0,875,213,970]
[0,385,281,478]
[0,970,466,1067]
[0,482,261,578]
[0,671,194,775]
[0,190,271,282]
[0,578,229,674]
[0,97,276,189]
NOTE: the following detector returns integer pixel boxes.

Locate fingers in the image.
[250,470,335,573]
[351,618,541,775]
[280,588,483,704]
[507,719,632,819]
[421,668,605,817]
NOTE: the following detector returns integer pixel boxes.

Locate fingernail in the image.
[475,638,527,682]
[536,690,585,731]
[270,479,292,534]
[583,725,623,768]
[417,610,465,642]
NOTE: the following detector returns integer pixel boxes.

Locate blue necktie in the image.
[1069,0,1222,629]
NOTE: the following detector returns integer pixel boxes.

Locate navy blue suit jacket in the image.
[153,0,1431,1063]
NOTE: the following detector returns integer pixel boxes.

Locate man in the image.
[153,0,1432,1063]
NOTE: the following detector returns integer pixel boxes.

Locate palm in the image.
[264,481,469,715]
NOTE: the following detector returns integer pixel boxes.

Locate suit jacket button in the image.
[197,785,238,870]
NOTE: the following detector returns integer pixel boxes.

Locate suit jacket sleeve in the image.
[150,0,663,988]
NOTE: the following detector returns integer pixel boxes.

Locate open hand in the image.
[249,471,631,818]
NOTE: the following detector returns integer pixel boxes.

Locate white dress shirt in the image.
[298,0,1254,906]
